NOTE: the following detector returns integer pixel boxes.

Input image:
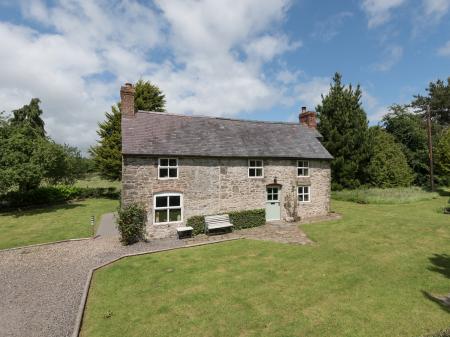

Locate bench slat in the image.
[205,214,233,232]
[176,226,193,232]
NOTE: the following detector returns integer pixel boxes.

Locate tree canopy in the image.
[0,99,87,194]
[90,106,122,181]
[411,77,450,126]
[382,104,429,185]
[11,98,46,137]
[366,127,414,188]
[435,127,450,186]
[134,79,166,112]
[317,73,370,190]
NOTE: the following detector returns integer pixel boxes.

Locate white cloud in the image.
[294,77,330,110]
[245,35,301,63]
[372,45,403,71]
[311,11,353,41]
[361,0,406,28]
[438,40,450,55]
[361,88,388,121]
[423,0,450,22]
[1,0,303,151]
[145,0,298,116]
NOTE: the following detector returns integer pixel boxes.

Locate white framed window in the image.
[158,158,178,179]
[267,187,279,201]
[248,159,263,178]
[298,186,310,202]
[297,160,309,177]
[154,193,183,224]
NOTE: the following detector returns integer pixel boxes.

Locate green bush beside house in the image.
[117,203,146,245]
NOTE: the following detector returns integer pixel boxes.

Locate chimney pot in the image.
[120,83,135,117]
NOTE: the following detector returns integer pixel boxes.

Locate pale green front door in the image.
[266,187,281,221]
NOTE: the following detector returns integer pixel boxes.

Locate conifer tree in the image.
[316,73,370,190]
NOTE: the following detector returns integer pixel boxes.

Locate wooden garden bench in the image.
[204,214,233,234]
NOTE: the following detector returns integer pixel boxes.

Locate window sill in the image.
[153,221,183,226]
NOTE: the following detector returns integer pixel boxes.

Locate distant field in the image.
[75,175,121,190]
[332,186,440,204]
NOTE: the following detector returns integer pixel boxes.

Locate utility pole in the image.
[426,104,434,191]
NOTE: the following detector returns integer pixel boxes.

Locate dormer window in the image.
[248,160,263,178]
[158,158,178,179]
[297,160,309,177]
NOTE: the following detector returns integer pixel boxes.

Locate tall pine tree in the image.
[317,73,370,190]
[90,80,166,181]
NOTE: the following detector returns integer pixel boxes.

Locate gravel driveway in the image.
[0,236,188,337]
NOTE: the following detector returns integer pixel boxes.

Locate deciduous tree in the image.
[366,127,414,188]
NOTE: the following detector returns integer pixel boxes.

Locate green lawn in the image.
[80,196,450,337]
[81,197,450,337]
[0,198,118,250]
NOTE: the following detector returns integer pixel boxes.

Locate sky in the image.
[0,0,449,152]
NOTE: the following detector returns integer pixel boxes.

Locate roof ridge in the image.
[136,110,301,126]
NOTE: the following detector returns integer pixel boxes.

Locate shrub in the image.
[186,209,266,235]
[117,203,146,245]
[0,185,120,209]
[186,215,205,235]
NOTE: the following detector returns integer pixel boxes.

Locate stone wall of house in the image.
[122,157,331,239]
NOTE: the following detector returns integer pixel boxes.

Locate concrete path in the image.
[0,217,331,337]
[95,213,118,237]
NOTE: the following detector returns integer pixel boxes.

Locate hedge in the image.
[0,185,119,209]
[186,209,265,235]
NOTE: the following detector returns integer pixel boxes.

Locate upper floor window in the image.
[248,159,263,178]
[154,193,182,224]
[297,160,309,177]
[158,158,178,179]
[298,186,310,202]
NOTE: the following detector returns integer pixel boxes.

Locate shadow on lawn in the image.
[423,254,450,313]
[0,202,86,218]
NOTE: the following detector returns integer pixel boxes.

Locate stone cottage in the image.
[120,83,333,238]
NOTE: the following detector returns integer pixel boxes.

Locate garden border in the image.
[71,237,243,337]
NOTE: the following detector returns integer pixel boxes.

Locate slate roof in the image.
[122,111,333,159]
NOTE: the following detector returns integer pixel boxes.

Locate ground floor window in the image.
[154,193,183,223]
[298,186,310,202]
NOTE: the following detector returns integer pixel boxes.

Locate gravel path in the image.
[0,216,328,337]
[0,237,187,337]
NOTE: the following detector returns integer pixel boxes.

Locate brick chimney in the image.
[120,83,135,117]
[299,106,317,129]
